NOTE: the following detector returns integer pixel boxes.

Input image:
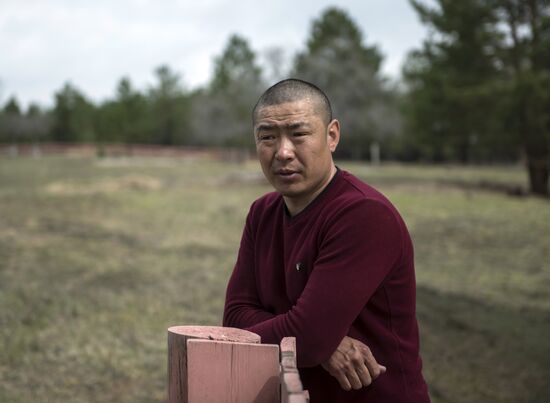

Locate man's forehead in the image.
[255,100,320,124]
[255,121,312,133]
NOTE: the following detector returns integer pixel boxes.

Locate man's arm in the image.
[223,202,276,328]
[242,198,403,368]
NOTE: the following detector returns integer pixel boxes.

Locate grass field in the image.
[0,156,549,403]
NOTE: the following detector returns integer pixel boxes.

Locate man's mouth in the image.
[274,169,300,179]
[275,169,298,176]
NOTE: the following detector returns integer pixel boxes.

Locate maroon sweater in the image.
[223,169,429,402]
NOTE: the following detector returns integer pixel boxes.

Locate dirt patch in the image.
[45,175,163,195]
[95,157,178,168]
[368,176,529,197]
[222,171,267,186]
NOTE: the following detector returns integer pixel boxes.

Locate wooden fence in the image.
[0,142,254,162]
[168,326,309,403]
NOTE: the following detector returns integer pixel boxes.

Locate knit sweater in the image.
[223,169,429,402]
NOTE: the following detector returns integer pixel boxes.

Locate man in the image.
[223,79,429,402]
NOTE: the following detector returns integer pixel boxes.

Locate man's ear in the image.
[327,119,340,153]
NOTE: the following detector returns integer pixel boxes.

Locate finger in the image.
[323,360,353,391]
[355,362,373,387]
[345,366,364,390]
[362,347,382,379]
[335,371,352,391]
[348,346,372,387]
[379,364,387,374]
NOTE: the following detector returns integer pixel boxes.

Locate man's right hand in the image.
[321,336,386,391]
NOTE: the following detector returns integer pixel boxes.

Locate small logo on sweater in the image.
[295,262,302,272]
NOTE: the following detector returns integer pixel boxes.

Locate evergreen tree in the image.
[50,83,96,142]
[406,0,550,194]
[95,77,151,145]
[404,0,513,162]
[25,103,51,144]
[116,77,150,144]
[149,65,190,145]
[4,97,21,115]
[495,0,550,194]
[191,34,264,147]
[293,7,399,160]
[0,97,23,143]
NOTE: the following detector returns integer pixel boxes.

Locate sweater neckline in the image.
[283,167,342,225]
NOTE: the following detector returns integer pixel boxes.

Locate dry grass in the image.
[0,156,548,403]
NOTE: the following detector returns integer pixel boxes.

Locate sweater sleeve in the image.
[245,198,403,367]
[223,203,276,328]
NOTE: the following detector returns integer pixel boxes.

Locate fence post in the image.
[280,337,309,403]
[167,325,279,403]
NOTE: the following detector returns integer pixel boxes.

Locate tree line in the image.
[1,1,549,195]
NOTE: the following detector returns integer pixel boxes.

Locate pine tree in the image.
[293,7,399,160]
[406,0,550,194]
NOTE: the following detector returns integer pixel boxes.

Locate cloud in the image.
[0,0,428,107]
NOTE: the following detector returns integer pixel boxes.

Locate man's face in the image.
[254,99,340,210]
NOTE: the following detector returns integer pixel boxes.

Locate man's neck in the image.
[284,164,337,217]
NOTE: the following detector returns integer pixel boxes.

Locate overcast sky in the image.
[0,0,431,108]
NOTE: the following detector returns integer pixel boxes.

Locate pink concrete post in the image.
[167,325,280,403]
[187,339,280,402]
[280,337,309,403]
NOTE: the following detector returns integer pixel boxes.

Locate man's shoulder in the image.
[247,191,282,216]
[335,169,393,207]
[327,169,407,230]
[252,190,281,208]
[328,170,411,250]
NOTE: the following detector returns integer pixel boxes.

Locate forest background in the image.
[2,0,549,194]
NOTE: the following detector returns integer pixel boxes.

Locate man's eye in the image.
[293,132,307,137]
[259,135,275,141]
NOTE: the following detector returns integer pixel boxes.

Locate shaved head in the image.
[253,78,333,125]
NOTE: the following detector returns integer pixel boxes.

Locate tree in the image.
[4,97,21,115]
[495,0,550,194]
[0,96,23,144]
[95,77,151,145]
[0,98,51,146]
[293,7,399,160]
[191,34,264,148]
[404,0,519,163]
[148,65,190,145]
[50,83,96,142]
[262,46,289,84]
[116,77,151,144]
[210,35,263,94]
[25,103,51,144]
[406,0,550,194]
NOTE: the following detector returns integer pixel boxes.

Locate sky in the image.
[0,0,432,108]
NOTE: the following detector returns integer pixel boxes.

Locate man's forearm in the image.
[222,302,276,330]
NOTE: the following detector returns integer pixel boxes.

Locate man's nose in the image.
[275,137,295,160]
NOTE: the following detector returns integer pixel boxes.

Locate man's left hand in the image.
[321,336,386,391]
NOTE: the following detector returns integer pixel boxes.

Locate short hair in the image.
[252,78,333,125]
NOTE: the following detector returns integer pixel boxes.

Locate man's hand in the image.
[321,336,386,391]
